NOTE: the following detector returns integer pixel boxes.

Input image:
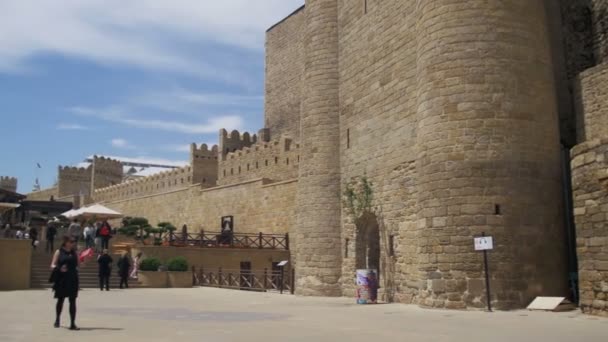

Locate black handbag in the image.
[48,267,59,284]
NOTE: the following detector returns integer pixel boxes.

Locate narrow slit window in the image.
[347,128,350,149]
[389,235,395,257]
[495,204,501,215]
[364,0,368,14]
[345,238,350,258]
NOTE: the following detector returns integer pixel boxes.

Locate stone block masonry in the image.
[265,6,305,140]
[295,0,342,297]
[571,139,608,317]
[218,136,299,186]
[576,63,608,142]
[100,178,297,236]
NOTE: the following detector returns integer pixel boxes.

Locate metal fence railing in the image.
[192,266,294,294]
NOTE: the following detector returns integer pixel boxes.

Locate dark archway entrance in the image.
[355,212,380,273]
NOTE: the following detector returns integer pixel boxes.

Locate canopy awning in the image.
[60,209,79,219]
[68,204,123,220]
[0,202,20,214]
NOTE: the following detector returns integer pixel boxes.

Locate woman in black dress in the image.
[117,252,131,289]
[50,236,80,330]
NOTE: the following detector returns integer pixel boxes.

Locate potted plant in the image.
[137,257,167,288]
[167,256,192,288]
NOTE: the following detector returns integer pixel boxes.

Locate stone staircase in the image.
[30,243,143,289]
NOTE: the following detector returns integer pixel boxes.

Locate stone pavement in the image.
[0,288,606,342]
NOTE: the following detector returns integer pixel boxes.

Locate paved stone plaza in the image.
[0,288,606,342]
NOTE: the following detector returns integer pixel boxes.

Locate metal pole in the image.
[280,267,285,294]
[482,232,492,312]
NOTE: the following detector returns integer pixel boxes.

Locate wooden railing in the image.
[193,266,294,294]
[166,231,289,250]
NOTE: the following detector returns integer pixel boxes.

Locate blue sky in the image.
[0,0,304,193]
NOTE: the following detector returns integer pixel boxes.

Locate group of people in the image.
[49,234,142,330]
[96,250,142,291]
[67,219,113,251]
[2,224,42,249]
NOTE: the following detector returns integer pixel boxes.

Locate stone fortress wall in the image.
[94,144,219,203]
[264,6,305,140]
[57,165,92,198]
[93,165,195,203]
[25,186,58,201]
[218,133,299,186]
[567,0,608,317]
[90,156,123,193]
[0,176,18,192]
[21,0,608,316]
[98,178,297,236]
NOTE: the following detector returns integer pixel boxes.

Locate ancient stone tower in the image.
[0,177,17,193]
[91,156,123,192]
[414,0,567,309]
[295,0,342,296]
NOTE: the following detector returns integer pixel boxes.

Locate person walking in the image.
[93,222,101,252]
[29,226,38,249]
[117,252,131,289]
[67,220,82,247]
[130,252,142,279]
[83,223,93,249]
[99,220,112,250]
[97,249,113,291]
[46,223,57,253]
[50,236,80,330]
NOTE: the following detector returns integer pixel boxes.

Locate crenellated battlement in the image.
[190,143,219,187]
[0,176,18,192]
[91,155,123,191]
[191,143,219,157]
[94,165,195,202]
[219,129,257,160]
[219,128,272,161]
[218,135,299,185]
[57,164,92,197]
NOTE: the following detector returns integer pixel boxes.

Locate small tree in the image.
[343,176,374,219]
[119,217,153,241]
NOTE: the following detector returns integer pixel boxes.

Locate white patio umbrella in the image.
[60,209,79,218]
[74,204,123,220]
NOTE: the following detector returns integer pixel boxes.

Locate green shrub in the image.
[140,258,162,272]
[167,257,188,272]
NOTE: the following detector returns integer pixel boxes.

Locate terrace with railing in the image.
[193,267,294,294]
[166,230,289,250]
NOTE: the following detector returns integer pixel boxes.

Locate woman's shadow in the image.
[69,327,124,331]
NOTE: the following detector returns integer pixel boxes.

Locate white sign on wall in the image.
[474,236,494,251]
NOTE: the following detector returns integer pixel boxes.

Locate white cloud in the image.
[71,106,243,134]
[164,144,192,153]
[110,138,135,149]
[0,0,304,83]
[130,88,263,115]
[57,123,88,130]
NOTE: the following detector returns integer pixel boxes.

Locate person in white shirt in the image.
[67,220,82,247]
[83,224,93,249]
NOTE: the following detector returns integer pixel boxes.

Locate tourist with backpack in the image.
[99,220,112,250]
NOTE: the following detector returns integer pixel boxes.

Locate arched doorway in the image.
[355,212,380,273]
